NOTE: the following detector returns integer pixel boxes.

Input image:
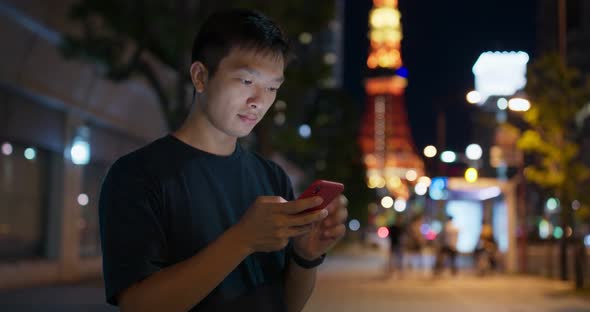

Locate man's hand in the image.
[292,195,348,260]
[236,196,329,254]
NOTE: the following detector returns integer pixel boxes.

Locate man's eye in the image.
[242,79,253,85]
[268,87,279,92]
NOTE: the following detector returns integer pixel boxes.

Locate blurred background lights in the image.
[466,90,481,104]
[420,223,430,235]
[431,220,443,234]
[24,147,36,160]
[546,198,559,211]
[323,52,337,65]
[508,98,531,112]
[405,169,417,181]
[440,151,456,163]
[274,100,287,111]
[298,124,311,139]
[553,226,563,239]
[298,32,312,44]
[423,145,437,158]
[417,176,431,186]
[572,200,581,210]
[77,193,89,206]
[465,168,478,183]
[429,177,448,200]
[71,137,90,165]
[381,196,394,209]
[414,183,428,196]
[585,235,590,247]
[497,98,508,110]
[387,176,402,189]
[465,144,483,160]
[539,220,551,239]
[2,143,13,156]
[377,226,389,238]
[274,113,286,126]
[348,219,360,232]
[393,199,406,212]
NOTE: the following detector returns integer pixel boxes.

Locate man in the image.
[434,215,459,276]
[99,9,348,312]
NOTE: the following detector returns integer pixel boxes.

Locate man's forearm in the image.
[284,259,318,312]
[119,225,252,312]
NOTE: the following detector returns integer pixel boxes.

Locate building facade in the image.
[0,0,167,288]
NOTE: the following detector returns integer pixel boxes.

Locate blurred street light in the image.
[423,145,437,158]
[393,199,407,212]
[298,32,312,44]
[465,143,483,160]
[497,98,508,110]
[377,226,389,238]
[348,219,360,231]
[381,196,394,208]
[24,147,36,160]
[465,167,478,183]
[71,137,90,165]
[508,98,531,112]
[466,90,482,104]
[298,124,311,139]
[405,169,417,181]
[417,176,431,186]
[440,151,456,163]
[546,197,559,211]
[1,142,13,156]
[414,183,428,195]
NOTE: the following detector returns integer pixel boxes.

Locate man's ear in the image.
[190,61,208,93]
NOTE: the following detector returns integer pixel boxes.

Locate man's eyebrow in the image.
[238,67,284,83]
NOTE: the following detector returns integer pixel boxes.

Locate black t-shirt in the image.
[99,135,295,311]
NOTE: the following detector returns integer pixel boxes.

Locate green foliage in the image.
[518,53,590,222]
[61,1,371,223]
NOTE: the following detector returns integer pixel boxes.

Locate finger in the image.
[281,196,324,214]
[321,206,348,227]
[287,224,314,237]
[286,208,328,227]
[321,224,346,240]
[256,196,287,204]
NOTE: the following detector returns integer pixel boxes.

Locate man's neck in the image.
[172,115,237,156]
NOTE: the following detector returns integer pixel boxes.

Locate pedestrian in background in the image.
[405,214,426,273]
[385,214,405,277]
[434,215,459,276]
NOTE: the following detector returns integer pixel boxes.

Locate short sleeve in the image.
[98,157,168,305]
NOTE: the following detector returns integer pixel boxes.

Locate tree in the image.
[271,88,372,226]
[61,1,372,222]
[61,0,335,132]
[515,53,590,288]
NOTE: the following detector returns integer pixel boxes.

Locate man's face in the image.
[199,48,285,139]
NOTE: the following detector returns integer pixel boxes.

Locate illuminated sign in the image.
[472,51,529,104]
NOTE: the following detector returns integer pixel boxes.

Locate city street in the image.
[0,245,588,311]
[305,247,590,312]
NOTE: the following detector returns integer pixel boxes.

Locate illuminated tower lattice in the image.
[358,0,424,200]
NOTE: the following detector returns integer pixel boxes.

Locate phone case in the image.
[297,180,344,212]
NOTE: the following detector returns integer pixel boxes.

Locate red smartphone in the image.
[297,180,344,213]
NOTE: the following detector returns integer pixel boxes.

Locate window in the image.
[79,160,110,257]
[0,141,49,261]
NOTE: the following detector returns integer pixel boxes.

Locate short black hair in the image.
[191,8,291,77]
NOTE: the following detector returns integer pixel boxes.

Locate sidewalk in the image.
[0,244,588,312]
[304,243,590,312]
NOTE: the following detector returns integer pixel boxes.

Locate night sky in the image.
[343,0,537,153]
